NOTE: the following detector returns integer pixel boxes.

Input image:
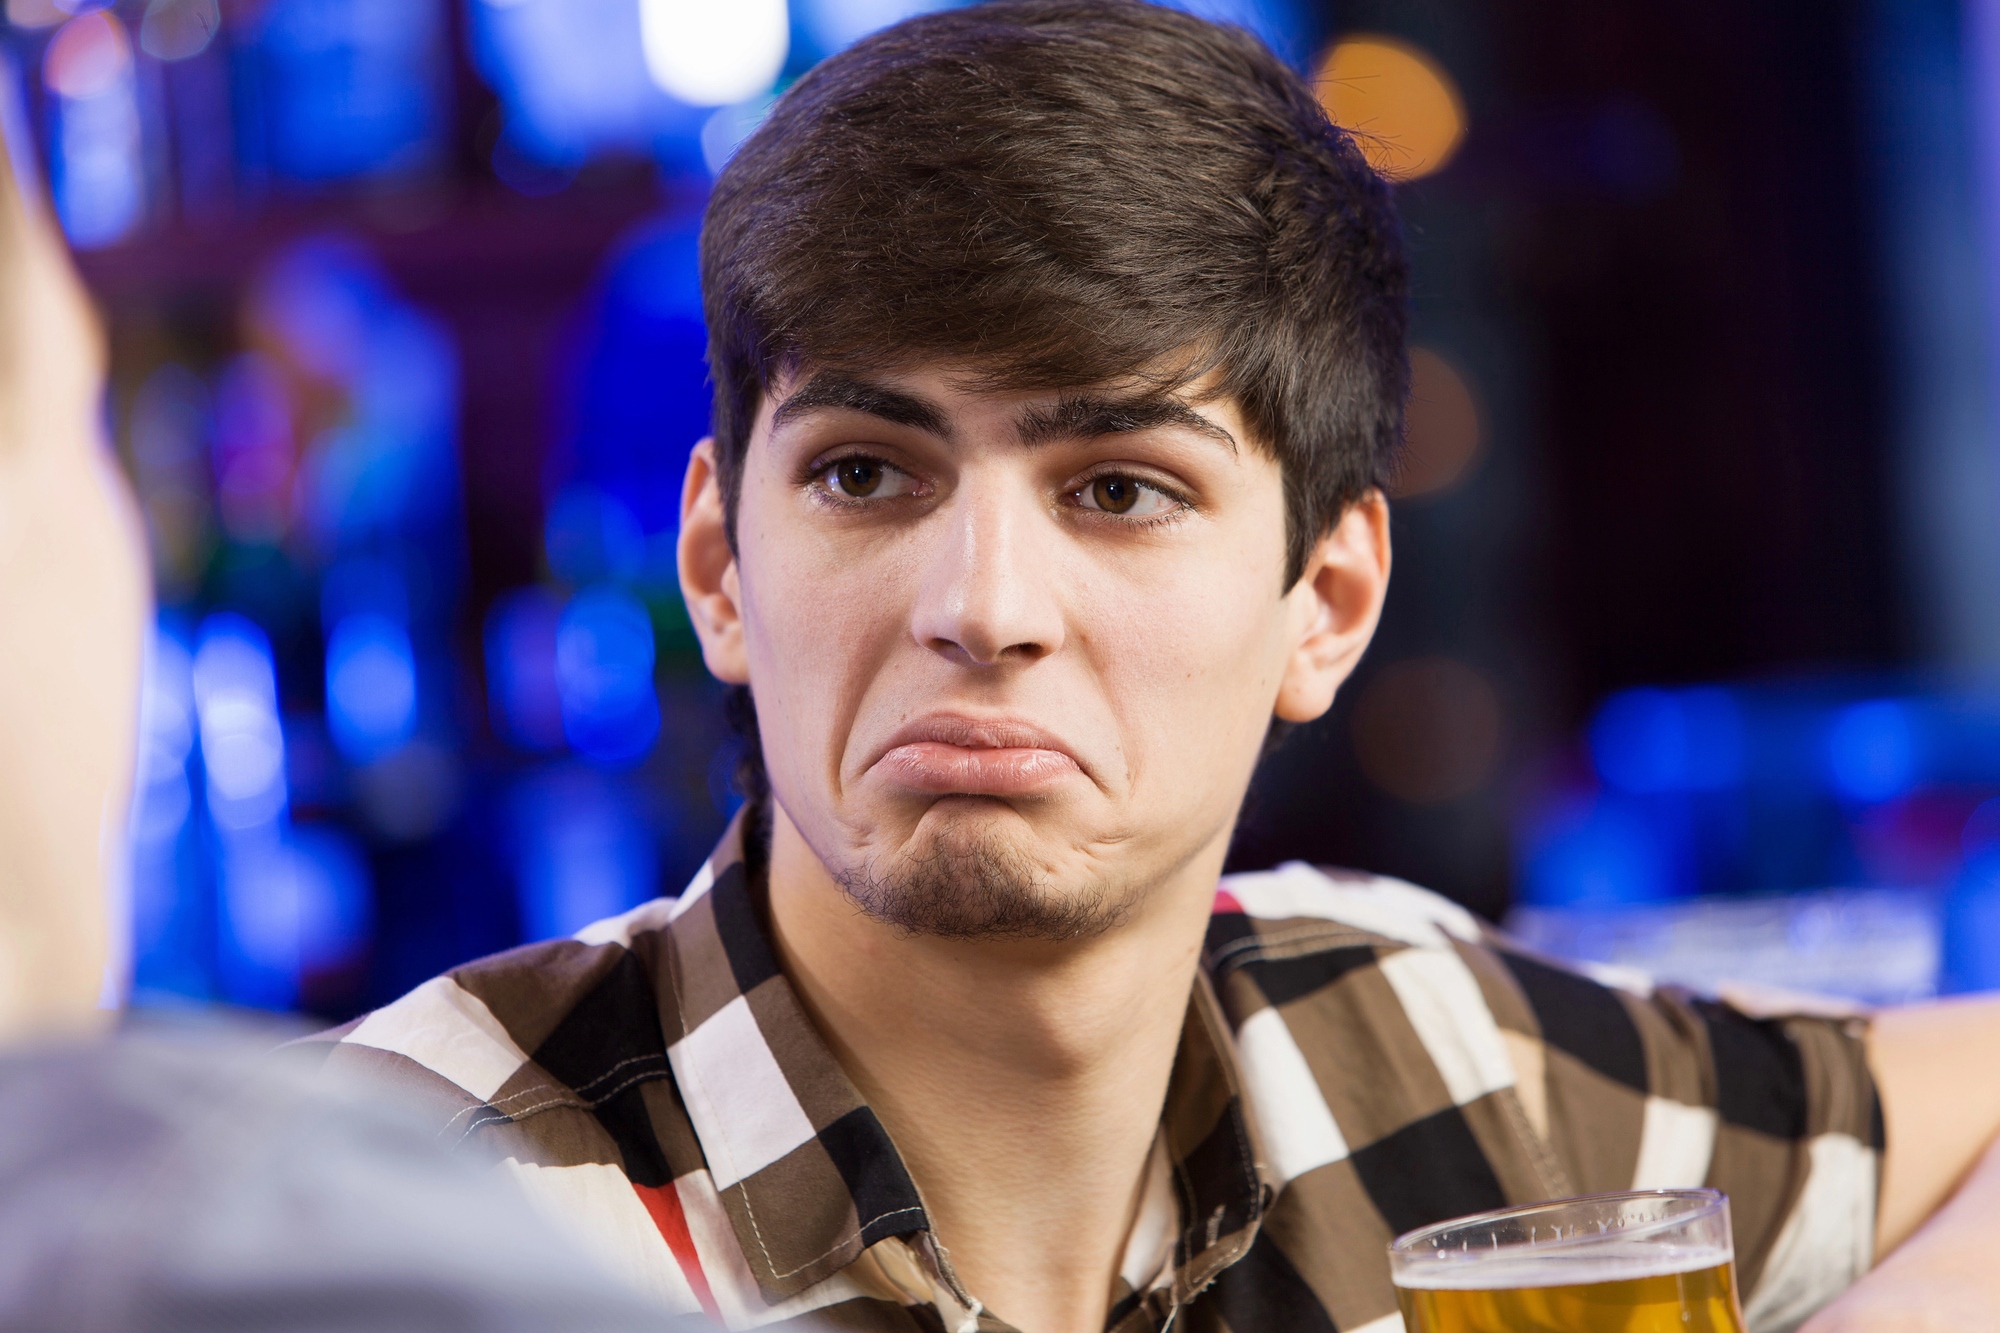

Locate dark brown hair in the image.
[699,0,1409,801]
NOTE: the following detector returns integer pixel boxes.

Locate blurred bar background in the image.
[21,0,1999,1021]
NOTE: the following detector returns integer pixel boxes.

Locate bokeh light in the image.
[1392,347,1482,498]
[43,10,129,99]
[139,0,220,62]
[246,0,448,183]
[795,0,949,54]
[1316,34,1466,182]
[1590,686,1744,794]
[5,0,66,30]
[1826,699,1920,804]
[1351,657,1503,804]
[510,767,658,941]
[639,0,788,108]
[192,614,288,831]
[1519,792,1676,908]
[485,587,566,753]
[555,585,660,766]
[45,10,141,246]
[325,613,419,765]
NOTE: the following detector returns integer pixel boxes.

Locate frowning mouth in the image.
[868,714,1085,796]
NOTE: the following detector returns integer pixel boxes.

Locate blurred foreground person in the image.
[0,74,700,1333]
[0,1026,689,1333]
[288,3,1996,1331]
[0,63,145,1043]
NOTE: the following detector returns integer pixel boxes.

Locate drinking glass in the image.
[1388,1189,1747,1333]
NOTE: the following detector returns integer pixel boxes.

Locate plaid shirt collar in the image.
[658,811,1272,1320]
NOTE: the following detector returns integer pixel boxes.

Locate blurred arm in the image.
[1872,996,2000,1253]
[0,96,148,1041]
[1801,995,2000,1330]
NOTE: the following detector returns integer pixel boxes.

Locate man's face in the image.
[711,364,1352,937]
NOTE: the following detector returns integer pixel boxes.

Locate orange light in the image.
[1393,346,1483,498]
[1316,35,1466,182]
[44,11,131,100]
[1351,657,1503,805]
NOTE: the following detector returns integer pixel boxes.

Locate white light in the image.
[638,0,787,108]
[193,617,288,831]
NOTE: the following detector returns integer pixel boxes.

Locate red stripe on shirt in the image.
[632,1180,719,1319]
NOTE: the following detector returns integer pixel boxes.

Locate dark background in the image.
[20,0,1986,1016]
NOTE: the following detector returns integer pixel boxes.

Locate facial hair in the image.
[830,812,1138,941]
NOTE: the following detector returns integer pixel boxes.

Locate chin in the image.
[837,801,1137,942]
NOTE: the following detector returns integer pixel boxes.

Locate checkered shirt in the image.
[301,812,1881,1332]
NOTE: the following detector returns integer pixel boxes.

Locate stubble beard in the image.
[830,811,1138,941]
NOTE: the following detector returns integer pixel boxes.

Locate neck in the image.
[764,804,1227,1333]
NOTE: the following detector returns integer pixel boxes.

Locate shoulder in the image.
[1213,860,1488,949]
[1205,860,1531,1064]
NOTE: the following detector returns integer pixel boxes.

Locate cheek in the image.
[1079,527,1292,770]
[732,485,913,764]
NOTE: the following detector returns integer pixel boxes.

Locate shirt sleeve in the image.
[1462,932,1881,1333]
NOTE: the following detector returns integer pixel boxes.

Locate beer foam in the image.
[1392,1241,1731,1291]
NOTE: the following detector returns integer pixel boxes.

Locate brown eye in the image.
[1091,476,1139,513]
[835,459,883,497]
[817,457,920,503]
[1074,472,1180,518]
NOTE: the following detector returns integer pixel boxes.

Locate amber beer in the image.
[1395,1252,1744,1333]
[1389,1190,1747,1333]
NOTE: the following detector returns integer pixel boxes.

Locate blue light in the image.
[321,554,411,630]
[1591,686,1744,794]
[555,214,710,538]
[510,767,658,941]
[244,0,448,182]
[484,586,566,753]
[287,824,374,972]
[1825,699,1920,804]
[130,622,200,996]
[700,95,775,175]
[794,0,957,54]
[1520,793,1677,907]
[544,484,646,586]
[467,0,698,169]
[1159,0,1313,66]
[1944,851,2000,994]
[217,824,373,1010]
[1591,688,1683,793]
[192,614,288,830]
[46,13,144,247]
[325,613,418,763]
[556,585,660,766]
[253,238,461,545]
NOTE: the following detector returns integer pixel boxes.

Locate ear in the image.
[1273,490,1392,723]
[677,438,751,685]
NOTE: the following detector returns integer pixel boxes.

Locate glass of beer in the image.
[1388,1188,1746,1333]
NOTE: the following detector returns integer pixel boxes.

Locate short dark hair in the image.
[700,0,1409,587]
[698,0,1409,810]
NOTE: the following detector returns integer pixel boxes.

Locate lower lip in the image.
[875,742,1082,795]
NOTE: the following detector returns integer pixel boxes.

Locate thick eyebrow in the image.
[769,371,954,440]
[1014,393,1238,454]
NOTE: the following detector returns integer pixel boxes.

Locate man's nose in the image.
[910,482,1065,668]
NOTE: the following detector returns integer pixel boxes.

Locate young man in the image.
[312,4,2000,1330]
